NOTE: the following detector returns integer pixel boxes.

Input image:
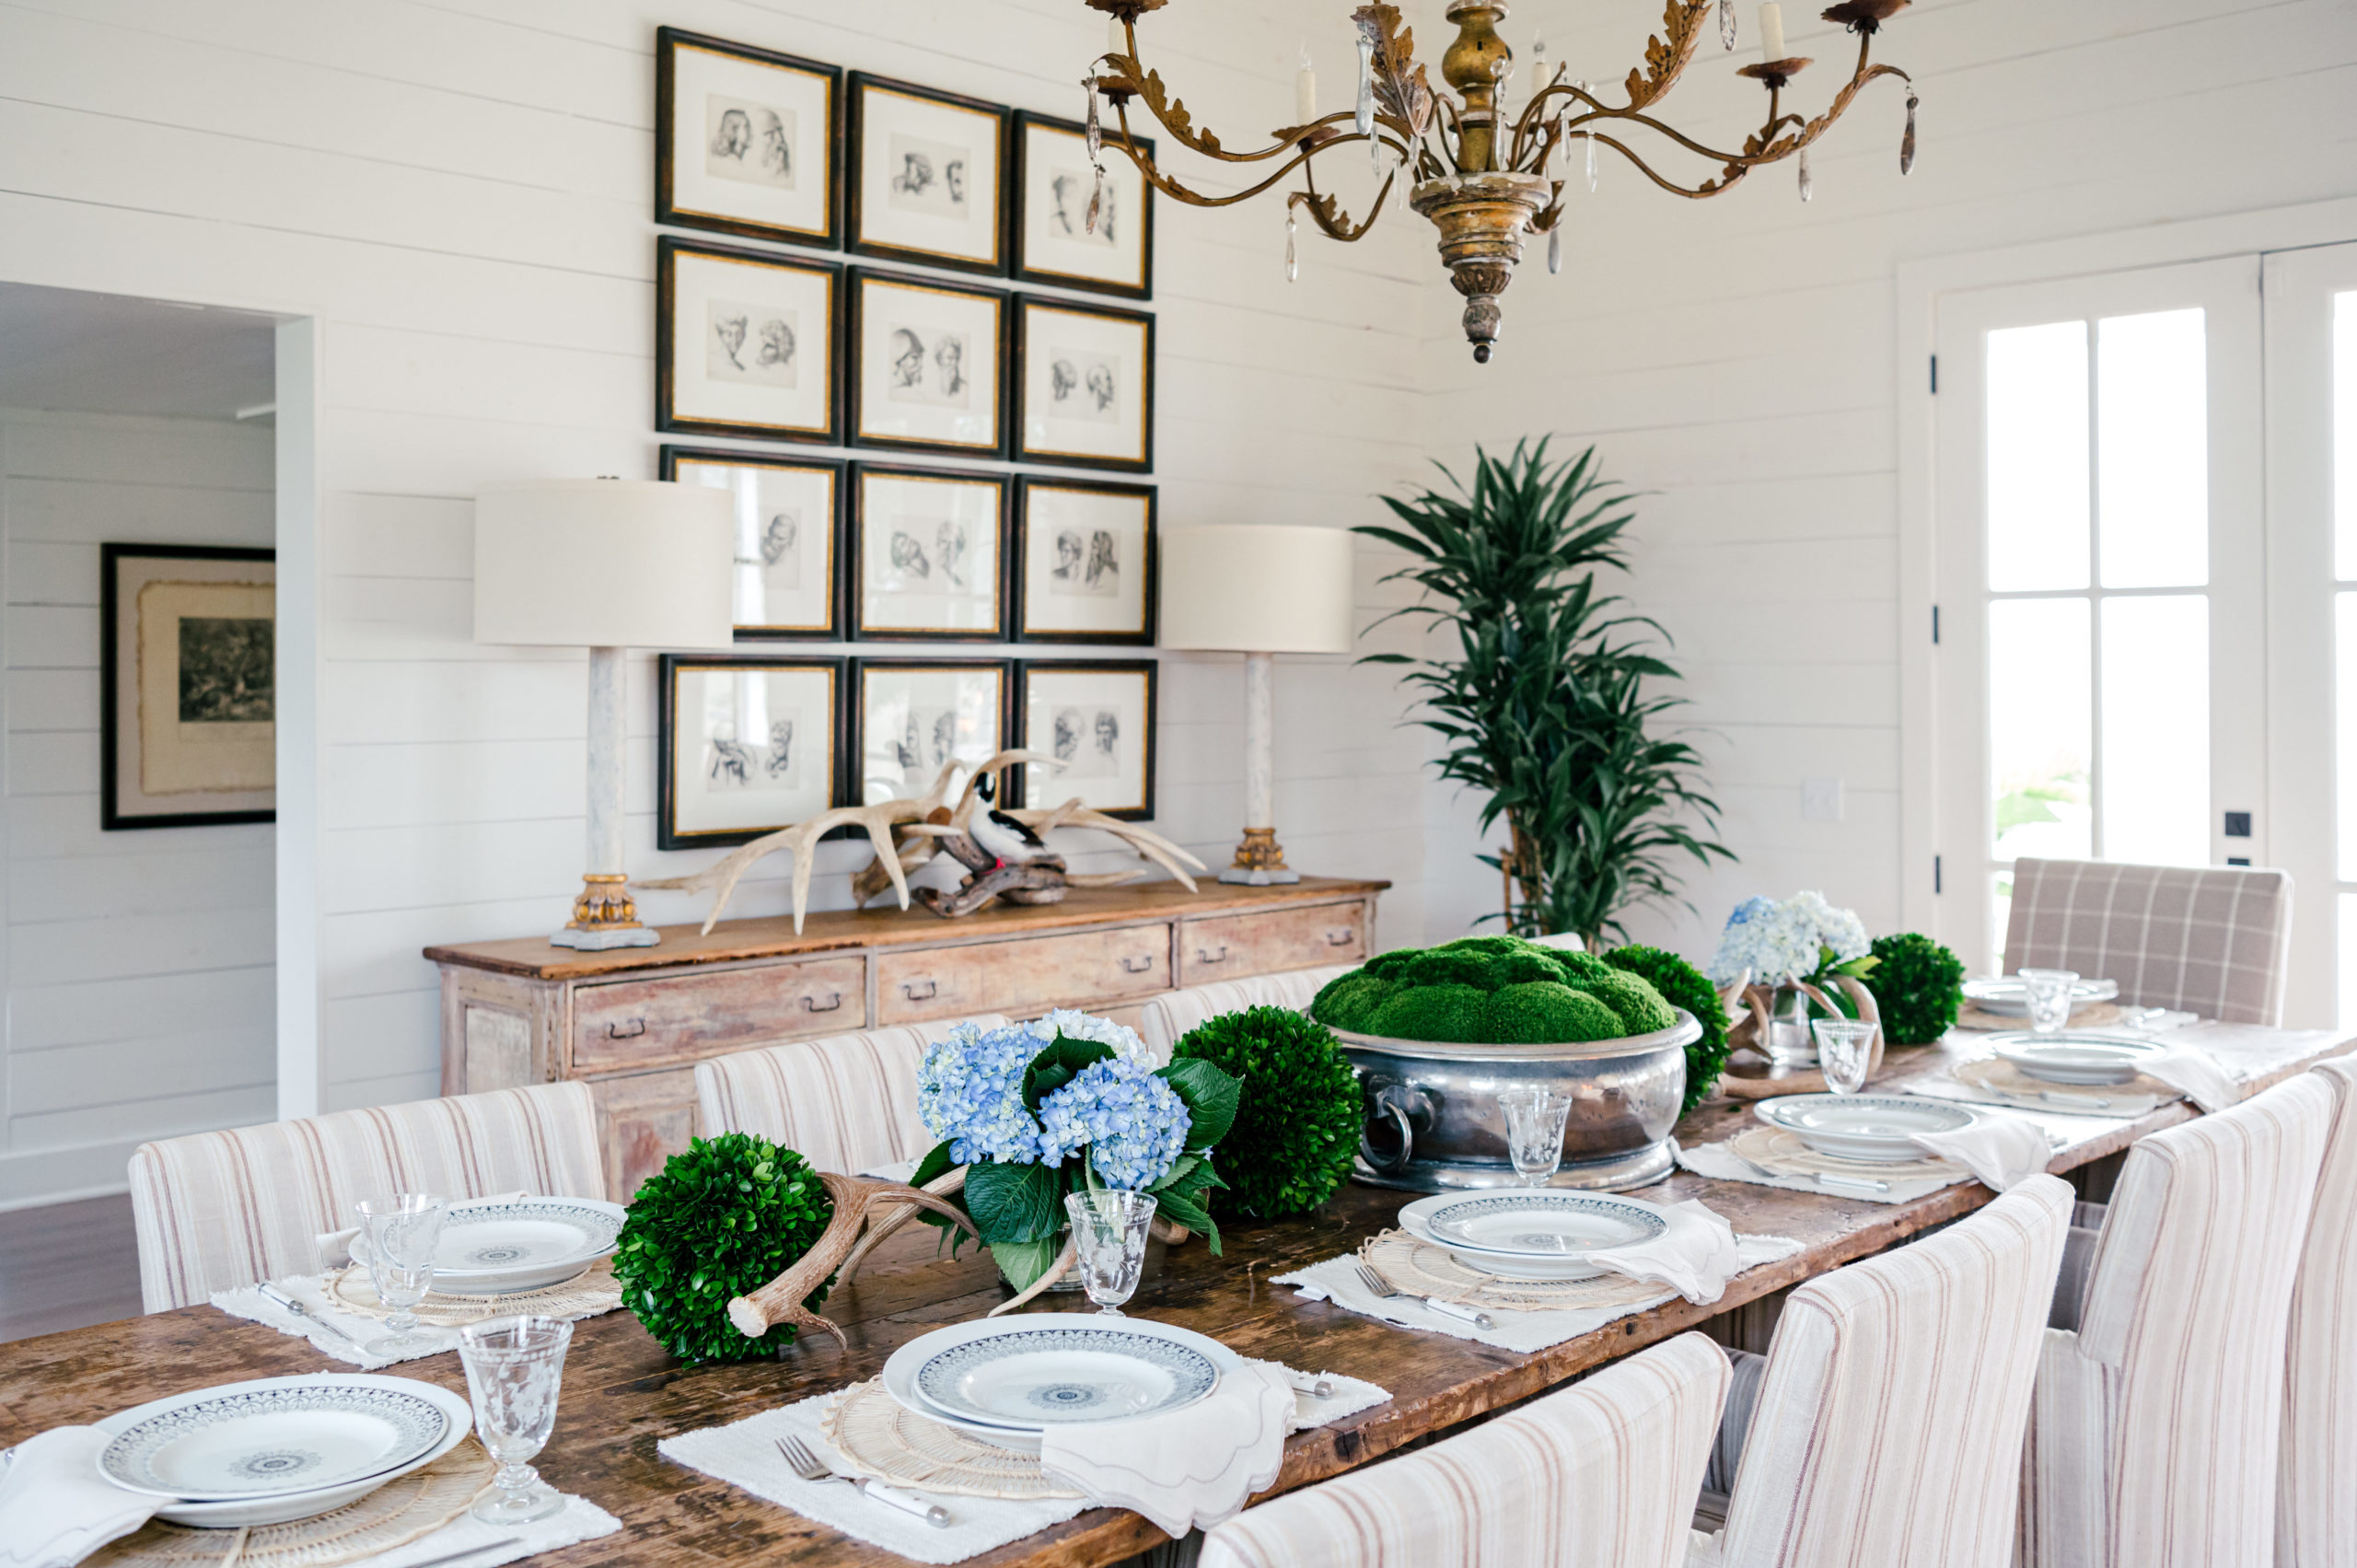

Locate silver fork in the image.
[1721,1144,1890,1196]
[1353,1263,1494,1329]
[255,1283,366,1353]
[776,1435,950,1528]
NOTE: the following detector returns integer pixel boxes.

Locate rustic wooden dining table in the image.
[9,1026,2352,1568]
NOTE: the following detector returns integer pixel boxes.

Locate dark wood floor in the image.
[0,1192,145,1342]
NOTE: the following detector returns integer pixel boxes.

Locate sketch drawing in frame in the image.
[1016,659,1156,820]
[101,543,276,830]
[852,658,1009,807]
[658,236,841,445]
[656,29,842,249]
[658,655,842,850]
[1016,296,1154,472]
[851,465,1007,642]
[663,447,844,639]
[847,269,1007,457]
[1016,476,1155,645]
[1013,112,1152,300]
[846,73,1009,276]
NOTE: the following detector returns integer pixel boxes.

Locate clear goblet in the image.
[2019,968,2080,1037]
[354,1194,447,1358]
[457,1315,574,1527]
[1064,1190,1156,1316]
[1811,1018,1879,1096]
[1497,1087,1574,1187]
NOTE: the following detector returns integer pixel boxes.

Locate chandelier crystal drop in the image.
[1720,0,1739,50]
[1902,87,1919,174]
[1285,212,1299,281]
[1797,145,1813,202]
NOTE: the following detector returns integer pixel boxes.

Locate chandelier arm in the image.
[1534,51,1907,177]
[1103,122,1409,214]
[1289,162,1397,244]
[1582,132,1748,199]
[1623,0,1718,114]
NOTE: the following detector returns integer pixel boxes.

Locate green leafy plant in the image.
[613,1133,832,1365]
[1171,1007,1360,1219]
[1867,932,1967,1045]
[1601,945,1730,1115]
[1359,439,1732,947]
[1311,935,1677,1045]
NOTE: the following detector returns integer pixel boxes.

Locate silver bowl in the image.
[1338,1009,1699,1194]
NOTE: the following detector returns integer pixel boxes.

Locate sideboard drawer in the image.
[573,956,867,1074]
[1178,901,1367,985]
[877,925,1172,1024]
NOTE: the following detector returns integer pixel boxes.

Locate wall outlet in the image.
[1802,777,1845,823]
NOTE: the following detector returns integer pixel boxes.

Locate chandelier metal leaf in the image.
[1081,0,1917,361]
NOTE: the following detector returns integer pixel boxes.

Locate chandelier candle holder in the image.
[1081,0,1917,361]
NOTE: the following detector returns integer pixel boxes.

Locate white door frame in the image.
[273,319,324,1119]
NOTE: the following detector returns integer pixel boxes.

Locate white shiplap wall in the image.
[0,409,278,1205]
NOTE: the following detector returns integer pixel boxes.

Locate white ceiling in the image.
[0,283,281,421]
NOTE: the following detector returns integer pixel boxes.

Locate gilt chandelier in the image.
[1080,0,1918,360]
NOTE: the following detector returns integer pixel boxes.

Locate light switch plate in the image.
[1802,777,1845,823]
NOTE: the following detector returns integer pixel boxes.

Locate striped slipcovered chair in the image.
[2278,1056,2357,1567]
[1693,1174,2074,1568]
[2003,857,2294,1024]
[2018,1071,2336,1568]
[1138,966,1356,1063]
[128,1082,605,1314]
[693,1018,1006,1176]
[1199,1333,1729,1568]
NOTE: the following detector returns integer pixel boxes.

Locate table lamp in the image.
[1159,524,1356,884]
[475,479,734,948]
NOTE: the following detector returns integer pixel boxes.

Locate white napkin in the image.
[0,1427,161,1568]
[1677,1141,1966,1206]
[1039,1361,1296,1538]
[1909,1114,2052,1191]
[1583,1200,1747,1306]
[2139,1049,2241,1114]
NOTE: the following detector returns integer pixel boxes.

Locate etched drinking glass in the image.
[354,1193,447,1359]
[1497,1087,1574,1187]
[1811,1018,1879,1096]
[458,1315,574,1526]
[2020,968,2080,1037]
[1064,1190,1156,1316]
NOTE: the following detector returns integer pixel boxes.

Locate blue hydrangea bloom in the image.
[917,1022,1044,1166]
[1036,1058,1192,1190]
[1708,889,1869,986]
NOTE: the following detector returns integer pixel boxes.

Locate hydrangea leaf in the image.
[989,1235,1064,1294]
[1155,1057,1241,1151]
[1022,1034,1118,1113]
[1147,1183,1221,1255]
[964,1157,1064,1244]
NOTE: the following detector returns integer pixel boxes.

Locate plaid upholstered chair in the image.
[692,1018,1006,1176]
[2277,1057,2357,1567]
[1198,1332,1729,1568]
[2003,857,2294,1024]
[1137,966,1357,1063]
[128,1082,606,1313]
[2019,1071,2336,1568]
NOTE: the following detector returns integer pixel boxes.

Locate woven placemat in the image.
[87,1441,493,1567]
[324,1259,621,1326]
[1955,1001,2123,1033]
[1952,1056,2173,1107]
[1356,1230,1668,1314]
[1726,1124,1960,1183]
[819,1378,1085,1502]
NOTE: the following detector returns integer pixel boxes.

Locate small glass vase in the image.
[1764,984,1819,1066]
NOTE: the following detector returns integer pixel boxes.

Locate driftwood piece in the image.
[728,1173,980,1348]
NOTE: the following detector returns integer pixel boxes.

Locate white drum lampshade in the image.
[475,479,735,948]
[1159,525,1355,883]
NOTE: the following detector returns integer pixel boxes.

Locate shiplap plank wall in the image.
[0,410,278,1205]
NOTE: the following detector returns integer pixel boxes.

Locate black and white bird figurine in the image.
[970,774,1047,866]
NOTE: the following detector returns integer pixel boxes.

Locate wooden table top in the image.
[8,1026,2350,1567]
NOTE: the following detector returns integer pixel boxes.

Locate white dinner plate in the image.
[350,1196,625,1293]
[1754,1095,1979,1164]
[1398,1191,1669,1281]
[1988,1031,2168,1086]
[1962,977,2119,1017]
[883,1314,1243,1439]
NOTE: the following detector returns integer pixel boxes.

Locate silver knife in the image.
[256,1283,366,1353]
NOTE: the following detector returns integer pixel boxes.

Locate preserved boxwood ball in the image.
[1369,982,1492,1042]
[1170,1006,1359,1219]
[1583,971,1678,1036]
[1603,945,1729,1116]
[1867,932,1967,1045]
[1485,981,1625,1043]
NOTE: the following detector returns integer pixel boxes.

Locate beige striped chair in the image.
[2003,857,2294,1024]
[2278,1056,2357,1567]
[1199,1332,1729,1568]
[2017,1071,2336,1567]
[1138,967,1357,1063]
[693,1018,1005,1176]
[128,1083,605,1314]
[1693,1174,2074,1567]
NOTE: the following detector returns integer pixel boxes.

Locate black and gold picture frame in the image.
[850,464,1009,642]
[1015,476,1155,645]
[101,543,277,830]
[658,655,845,850]
[658,237,842,445]
[661,447,845,640]
[847,74,1010,276]
[1015,659,1157,820]
[656,28,842,250]
[846,268,1008,458]
[850,657,1012,805]
[1013,112,1153,300]
[1016,296,1155,472]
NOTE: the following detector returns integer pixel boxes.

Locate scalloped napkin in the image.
[0,1428,160,1568]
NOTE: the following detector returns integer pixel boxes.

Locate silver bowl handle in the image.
[1361,1084,1419,1173]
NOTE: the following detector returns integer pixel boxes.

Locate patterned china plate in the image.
[350,1196,626,1293]
[1754,1095,1978,1164]
[1962,977,2119,1016]
[97,1376,460,1503]
[1988,1031,2167,1086]
[1398,1191,1669,1282]
[884,1314,1244,1436]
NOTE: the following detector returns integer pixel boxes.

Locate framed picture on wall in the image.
[851,658,1011,805]
[1015,296,1154,472]
[657,236,841,445]
[658,655,844,850]
[1015,659,1157,820]
[1012,112,1153,299]
[850,464,1008,641]
[661,447,845,640]
[100,543,277,830]
[1015,476,1155,645]
[846,269,1008,457]
[846,74,1010,276]
[656,28,842,250]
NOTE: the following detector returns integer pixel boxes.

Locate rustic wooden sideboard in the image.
[425,877,1387,1201]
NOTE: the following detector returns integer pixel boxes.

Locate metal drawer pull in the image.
[802,993,844,1013]
[606,1018,646,1040]
[1326,929,1357,947]
[1195,945,1228,965]
[1120,955,1155,974]
[900,980,938,1002]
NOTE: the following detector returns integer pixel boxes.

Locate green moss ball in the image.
[1309,971,1394,1034]
[1484,981,1628,1043]
[1582,971,1678,1036]
[1171,1007,1360,1219]
[1368,982,1492,1043]
[1602,946,1729,1117]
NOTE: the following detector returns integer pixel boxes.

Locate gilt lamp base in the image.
[550,873,661,950]
[1218,827,1302,886]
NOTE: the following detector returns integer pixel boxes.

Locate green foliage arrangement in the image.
[1311,935,1678,1045]
[613,1133,832,1365]
[1170,1007,1361,1219]
[1359,440,1732,947]
[1602,945,1729,1115]
[1866,932,1968,1045]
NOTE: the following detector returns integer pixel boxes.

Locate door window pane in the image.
[2100,595,2210,865]
[1987,322,2090,592]
[2335,293,2357,580]
[2098,309,2209,588]
[1991,598,2093,861]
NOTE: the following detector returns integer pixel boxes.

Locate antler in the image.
[1003,803,1208,891]
[634,800,913,935]
[846,750,1064,906]
[727,1172,981,1349]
